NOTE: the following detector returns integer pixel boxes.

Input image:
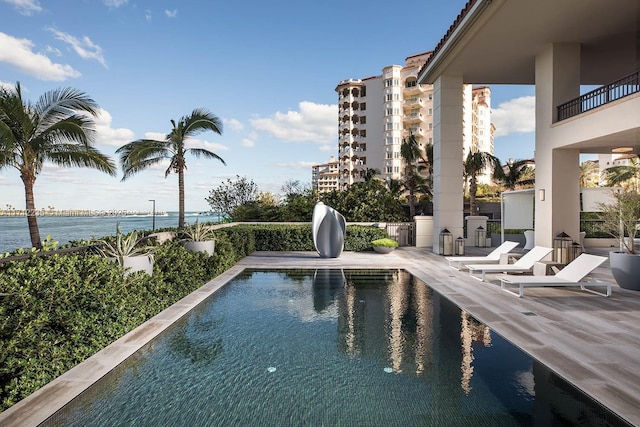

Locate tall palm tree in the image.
[400,134,428,219]
[463,150,502,215]
[494,159,535,191]
[117,108,226,228]
[0,82,116,249]
[602,155,640,191]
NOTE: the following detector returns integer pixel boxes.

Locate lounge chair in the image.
[446,241,520,270]
[466,246,553,281]
[497,253,611,298]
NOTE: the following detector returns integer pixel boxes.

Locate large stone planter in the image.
[184,240,215,255]
[609,251,640,291]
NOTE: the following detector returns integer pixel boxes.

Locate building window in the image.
[386,166,393,174]
[428,93,433,100]
[360,116,366,124]
[385,79,393,87]
[428,108,433,115]
[386,108,393,116]
[360,103,366,111]
[386,123,393,130]
[394,166,400,173]
[386,137,393,145]
[361,130,366,137]
[386,94,393,102]
[386,152,392,159]
[428,123,433,130]
[361,87,366,97]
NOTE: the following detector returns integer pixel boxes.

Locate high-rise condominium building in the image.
[316,51,494,192]
[311,156,340,194]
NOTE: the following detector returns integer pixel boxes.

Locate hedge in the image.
[0,224,387,412]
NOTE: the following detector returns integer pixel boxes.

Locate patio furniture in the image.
[497,253,611,298]
[445,241,519,270]
[523,230,535,250]
[466,246,553,282]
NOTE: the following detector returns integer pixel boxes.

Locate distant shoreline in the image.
[0,209,169,217]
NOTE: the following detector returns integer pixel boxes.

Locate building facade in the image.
[311,156,340,193]
[326,52,494,191]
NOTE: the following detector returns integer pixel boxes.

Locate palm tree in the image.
[400,134,429,219]
[602,155,640,191]
[579,160,599,188]
[363,167,381,182]
[463,150,502,215]
[0,82,116,249]
[494,159,535,191]
[117,108,226,228]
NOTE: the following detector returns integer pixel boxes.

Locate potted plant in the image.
[370,238,399,254]
[598,189,640,290]
[183,219,216,255]
[97,223,155,275]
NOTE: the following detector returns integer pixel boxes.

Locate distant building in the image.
[311,156,340,193]
[330,52,494,190]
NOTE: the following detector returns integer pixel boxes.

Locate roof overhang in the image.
[418,0,640,85]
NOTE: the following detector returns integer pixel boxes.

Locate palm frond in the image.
[187,147,227,164]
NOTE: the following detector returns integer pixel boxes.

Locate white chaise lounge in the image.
[466,246,553,281]
[497,253,611,298]
[446,241,519,270]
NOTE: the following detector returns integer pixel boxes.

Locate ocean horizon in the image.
[0,211,224,254]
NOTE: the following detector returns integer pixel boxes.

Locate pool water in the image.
[45,269,629,426]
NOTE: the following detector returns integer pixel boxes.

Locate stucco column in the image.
[432,75,464,252]
[535,43,581,247]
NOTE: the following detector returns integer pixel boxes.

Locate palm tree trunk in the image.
[178,168,185,228]
[469,176,478,215]
[22,174,42,249]
[408,191,416,220]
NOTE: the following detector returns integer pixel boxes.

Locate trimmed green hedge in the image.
[0,224,387,412]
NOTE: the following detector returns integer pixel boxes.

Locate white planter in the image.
[110,255,154,276]
[184,240,215,255]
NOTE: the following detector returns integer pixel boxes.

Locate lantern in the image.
[553,232,572,264]
[439,228,453,256]
[568,241,582,263]
[455,236,465,256]
[475,226,486,248]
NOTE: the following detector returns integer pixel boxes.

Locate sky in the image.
[0,0,537,213]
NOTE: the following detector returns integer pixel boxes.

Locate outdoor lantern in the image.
[455,236,465,256]
[553,232,572,264]
[439,228,453,256]
[475,226,486,248]
[568,241,582,263]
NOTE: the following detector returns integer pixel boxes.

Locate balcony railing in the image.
[557,70,640,121]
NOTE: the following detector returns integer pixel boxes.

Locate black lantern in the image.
[553,232,572,264]
[439,228,453,256]
[475,226,486,248]
[455,236,465,256]
[568,241,582,263]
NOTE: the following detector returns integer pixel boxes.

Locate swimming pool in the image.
[43,269,629,426]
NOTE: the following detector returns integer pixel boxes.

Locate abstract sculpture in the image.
[312,202,346,258]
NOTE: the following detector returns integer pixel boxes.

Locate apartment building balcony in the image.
[403,112,423,124]
[404,127,424,137]
[548,71,640,155]
[557,70,640,122]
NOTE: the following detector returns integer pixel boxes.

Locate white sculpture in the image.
[312,202,346,258]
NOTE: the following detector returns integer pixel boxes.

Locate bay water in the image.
[0,212,224,253]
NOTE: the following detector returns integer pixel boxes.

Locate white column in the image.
[535,43,581,247]
[432,75,464,252]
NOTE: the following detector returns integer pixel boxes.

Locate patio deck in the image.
[1,246,639,426]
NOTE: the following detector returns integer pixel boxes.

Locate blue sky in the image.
[0,0,536,213]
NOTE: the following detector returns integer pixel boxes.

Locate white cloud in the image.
[2,0,42,15]
[250,101,338,145]
[145,9,152,21]
[241,138,254,147]
[224,118,244,131]
[104,0,128,7]
[93,109,135,148]
[47,28,108,69]
[165,9,177,18]
[0,32,81,81]
[491,96,535,137]
[45,45,62,56]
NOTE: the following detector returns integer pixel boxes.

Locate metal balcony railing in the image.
[557,70,640,121]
